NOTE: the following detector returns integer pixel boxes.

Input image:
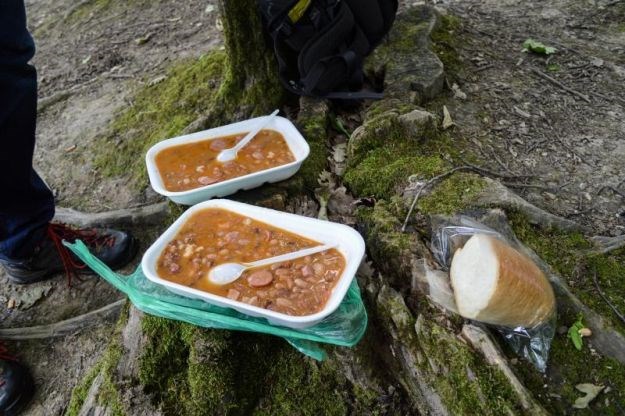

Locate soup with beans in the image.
[157,208,346,316]
[155,130,295,192]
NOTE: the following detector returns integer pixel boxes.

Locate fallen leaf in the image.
[547,63,560,72]
[7,298,16,309]
[331,143,348,176]
[513,106,532,119]
[332,143,347,164]
[573,384,604,409]
[451,83,467,100]
[148,75,167,87]
[135,32,154,45]
[331,116,351,137]
[590,57,604,67]
[16,285,52,310]
[442,105,454,130]
[523,39,556,55]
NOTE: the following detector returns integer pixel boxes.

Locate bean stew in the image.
[156,208,346,316]
[155,129,295,192]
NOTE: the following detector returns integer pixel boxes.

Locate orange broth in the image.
[155,129,295,192]
[156,208,346,316]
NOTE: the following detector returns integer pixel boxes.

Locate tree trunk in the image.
[185,0,285,133]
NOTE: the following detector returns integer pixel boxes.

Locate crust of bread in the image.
[454,235,556,328]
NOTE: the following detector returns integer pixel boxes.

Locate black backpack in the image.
[257,0,398,99]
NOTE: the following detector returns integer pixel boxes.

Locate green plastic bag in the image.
[66,240,368,360]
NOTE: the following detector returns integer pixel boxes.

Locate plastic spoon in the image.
[216,109,280,163]
[208,243,337,285]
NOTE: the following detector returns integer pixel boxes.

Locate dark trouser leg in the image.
[0,0,55,260]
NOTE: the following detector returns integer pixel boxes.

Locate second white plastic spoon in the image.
[216,109,280,163]
[208,243,337,286]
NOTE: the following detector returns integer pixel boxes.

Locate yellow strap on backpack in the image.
[288,0,311,23]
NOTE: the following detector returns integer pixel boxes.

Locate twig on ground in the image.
[458,158,534,180]
[593,270,625,326]
[552,136,594,167]
[530,68,591,103]
[474,64,494,72]
[63,0,94,21]
[502,182,559,191]
[597,186,625,199]
[0,300,124,340]
[402,166,479,232]
[38,90,73,112]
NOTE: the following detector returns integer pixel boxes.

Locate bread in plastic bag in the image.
[429,216,556,372]
[65,240,368,361]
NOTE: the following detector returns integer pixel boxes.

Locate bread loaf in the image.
[450,234,555,328]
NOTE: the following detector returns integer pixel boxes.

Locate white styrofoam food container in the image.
[141,199,366,329]
[145,116,310,205]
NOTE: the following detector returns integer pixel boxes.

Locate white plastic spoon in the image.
[216,109,280,163]
[208,243,337,285]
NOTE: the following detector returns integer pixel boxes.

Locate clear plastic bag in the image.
[66,240,368,361]
[428,216,556,372]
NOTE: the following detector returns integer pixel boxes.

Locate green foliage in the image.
[523,39,556,55]
[568,314,585,351]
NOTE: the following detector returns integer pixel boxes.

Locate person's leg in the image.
[0,0,137,285]
[0,0,55,261]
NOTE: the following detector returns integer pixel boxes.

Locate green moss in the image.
[99,343,126,416]
[375,287,524,414]
[508,212,625,333]
[581,250,625,328]
[504,211,625,413]
[66,302,131,416]
[419,321,522,415]
[345,151,445,199]
[66,362,104,416]
[366,8,434,75]
[138,315,392,415]
[418,173,486,215]
[296,112,329,190]
[509,321,625,415]
[254,351,347,416]
[430,14,464,80]
[508,211,591,276]
[138,316,194,412]
[94,52,226,187]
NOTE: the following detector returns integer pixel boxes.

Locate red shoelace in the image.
[0,342,17,388]
[46,223,115,286]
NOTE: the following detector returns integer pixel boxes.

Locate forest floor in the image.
[0,0,623,414]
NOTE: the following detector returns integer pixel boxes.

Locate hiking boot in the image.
[0,223,138,285]
[0,343,34,416]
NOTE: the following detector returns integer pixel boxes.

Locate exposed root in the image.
[54,201,169,228]
[38,90,74,112]
[461,324,548,415]
[530,68,591,103]
[476,178,587,232]
[589,234,625,254]
[0,299,124,340]
[593,269,625,326]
